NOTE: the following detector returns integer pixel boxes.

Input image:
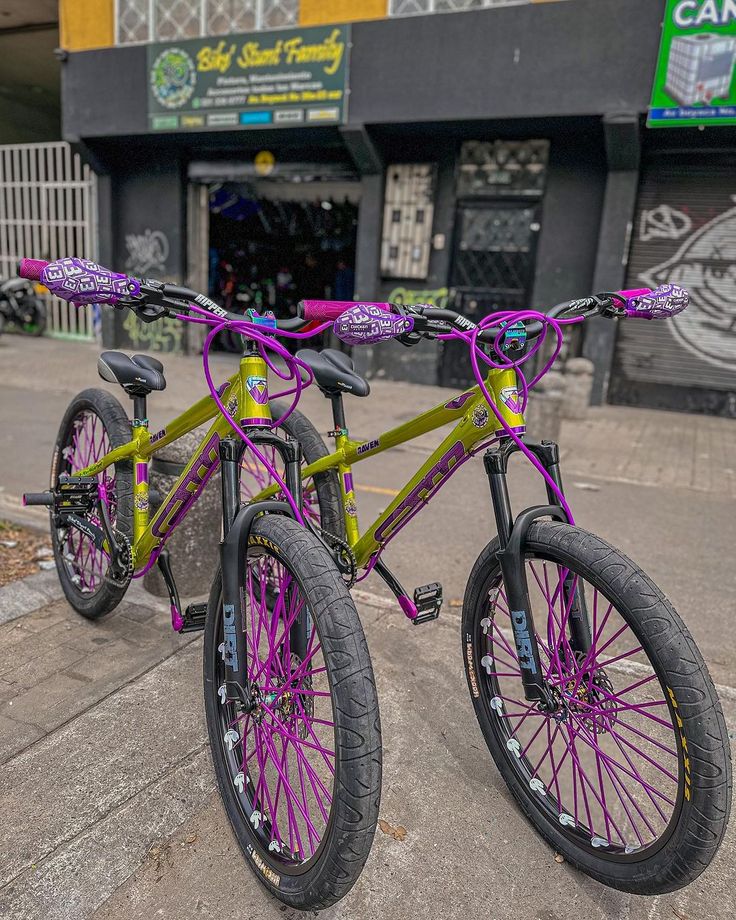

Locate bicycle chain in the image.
[316,525,357,589]
[107,529,133,586]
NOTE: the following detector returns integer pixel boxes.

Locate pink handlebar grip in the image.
[18,258,49,281]
[299,300,392,322]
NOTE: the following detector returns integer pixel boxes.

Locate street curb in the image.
[0,569,64,626]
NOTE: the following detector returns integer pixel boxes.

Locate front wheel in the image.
[461,521,731,894]
[203,514,382,909]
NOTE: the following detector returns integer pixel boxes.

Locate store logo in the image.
[641,203,736,370]
[150,47,197,110]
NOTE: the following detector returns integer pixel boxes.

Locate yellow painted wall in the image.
[60,0,114,52]
[300,0,387,27]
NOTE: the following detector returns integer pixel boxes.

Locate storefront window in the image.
[116,0,299,44]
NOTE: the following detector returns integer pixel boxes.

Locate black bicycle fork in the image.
[218,432,304,712]
[484,438,592,709]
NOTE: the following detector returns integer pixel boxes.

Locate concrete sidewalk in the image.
[1,335,735,920]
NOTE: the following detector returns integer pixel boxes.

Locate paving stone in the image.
[0,713,44,764]
[0,642,206,888]
[1,642,86,691]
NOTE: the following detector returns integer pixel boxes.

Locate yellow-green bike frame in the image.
[69,352,273,573]
[252,365,526,569]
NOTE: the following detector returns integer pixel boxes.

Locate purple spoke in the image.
[565,724,627,842]
[614,716,678,758]
[566,717,676,807]
[568,712,661,840]
[257,724,321,840]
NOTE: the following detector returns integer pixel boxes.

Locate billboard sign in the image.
[147,24,350,132]
[648,1,736,127]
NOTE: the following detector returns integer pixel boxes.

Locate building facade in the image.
[58,0,736,414]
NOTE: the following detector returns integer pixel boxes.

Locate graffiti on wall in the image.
[125,229,170,276]
[639,202,736,371]
[388,286,450,309]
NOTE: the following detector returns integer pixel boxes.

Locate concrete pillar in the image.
[584,113,641,405]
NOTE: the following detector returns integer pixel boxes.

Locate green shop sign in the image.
[649,1,736,127]
[147,24,350,132]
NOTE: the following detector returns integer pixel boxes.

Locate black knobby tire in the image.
[241,399,345,540]
[203,514,381,909]
[461,520,731,894]
[50,388,133,619]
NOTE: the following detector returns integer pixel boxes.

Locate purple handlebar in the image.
[333,303,413,345]
[619,283,689,319]
[20,256,138,306]
[300,299,392,322]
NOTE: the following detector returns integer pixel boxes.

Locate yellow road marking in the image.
[243,461,400,498]
[356,483,399,497]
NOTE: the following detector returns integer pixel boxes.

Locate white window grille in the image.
[390,0,529,15]
[206,0,258,35]
[116,0,301,43]
[155,0,202,41]
[116,0,151,44]
[381,164,436,280]
[262,0,299,30]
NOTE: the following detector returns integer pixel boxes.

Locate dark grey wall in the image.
[102,155,187,351]
[62,0,665,141]
[349,0,662,126]
[532,134,607,311]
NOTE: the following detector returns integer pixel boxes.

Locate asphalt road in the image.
[0,334,734,920]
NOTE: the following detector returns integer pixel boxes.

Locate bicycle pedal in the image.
[56,475,99,514]
[411,582,442,625]
[181,602,207,633]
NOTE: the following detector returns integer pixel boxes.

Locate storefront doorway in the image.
[203,177,359,350]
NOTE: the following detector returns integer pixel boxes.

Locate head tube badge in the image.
[500,320,527,353]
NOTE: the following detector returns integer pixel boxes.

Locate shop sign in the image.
[147,24,350,133]
[648,1,736,127]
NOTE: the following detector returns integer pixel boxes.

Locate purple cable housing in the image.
[23,256,688,578]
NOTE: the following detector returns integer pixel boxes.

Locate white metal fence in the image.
[0,142,98,340]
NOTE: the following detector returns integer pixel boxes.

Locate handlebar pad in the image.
[333,303,414,345]
[20,256,139,306]
[299,300,392,322]
[622,283,689,319]
[18,258,49,282]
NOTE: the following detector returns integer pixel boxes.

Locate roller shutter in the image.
[610,155,736,416]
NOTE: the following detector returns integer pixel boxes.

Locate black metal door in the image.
[440,202,541,387]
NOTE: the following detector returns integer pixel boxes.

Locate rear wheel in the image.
[50,388,133,618]
[203,514,381,909]
[462,521,731,893]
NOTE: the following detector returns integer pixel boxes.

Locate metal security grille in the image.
[117,0,298,43]
[0,143,98,340]
[457,139,550,198]
[611,156,736,416]
[440,202,540,387]
[390,0,530,16]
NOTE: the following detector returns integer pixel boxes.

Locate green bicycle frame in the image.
[253,366,526,568]
[69,350,273,573]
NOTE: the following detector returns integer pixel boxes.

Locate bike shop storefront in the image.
[187,154,360,351]
[610,152,736,417]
